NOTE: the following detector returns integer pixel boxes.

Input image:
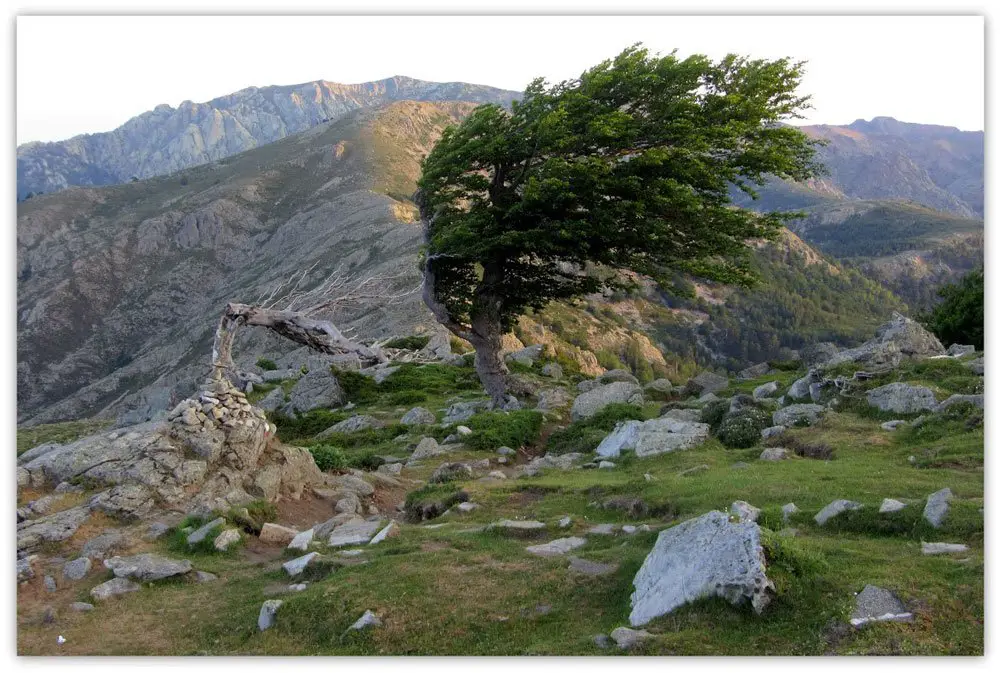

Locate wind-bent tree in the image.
[416,45,824,405]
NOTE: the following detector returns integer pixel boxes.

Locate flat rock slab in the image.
[867,383,938,414]
[923,488,952,528]
[327,518,384,547]
[850,584,913,627]
[526,537,587,557]
[282,552,320,577]
[369,521,399,545]
[492,520,546,532]
[568,556,618,576]
[90,577,141,601]
[587,524,618,535]
[259,523,299,546]
[187,518,226,546]
[17,506,91,552]
[880,498,907,514]
[922,542,969,555]
[104,554,192,581]
[629,510,773,627]
[288,528,314,552]
[815,500,863,526]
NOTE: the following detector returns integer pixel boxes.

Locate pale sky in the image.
[16,14,985,145]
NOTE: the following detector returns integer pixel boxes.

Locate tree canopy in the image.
[416,45,824,401]
[920,268,984,350]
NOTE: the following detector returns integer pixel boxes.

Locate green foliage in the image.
[595,349,625,371]
[700,399,730,432]
[545,402,646,454]
[347,453,386,471]
[256,357,278,371]
[333,368,380,405]
[464,410,543,450]
[449,336,473,354]
[385,389,428,405]
[920,269,983,350]
[379,363,481,395]
[760,528,829,595]
[768,359,803,372]
[313,425,409,450]
[272,409,349,442]
[716,407,770,448]
[383,335,432,350]
[309,444,347,471]
[623,338,655,384]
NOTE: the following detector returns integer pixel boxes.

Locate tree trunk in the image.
[470,323,509,407]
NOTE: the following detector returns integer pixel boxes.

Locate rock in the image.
[753,381,779,400]
[571,382,643,421]
[517,452,585,476]
[90,577,141,601]
[16,467,30,488]
[678,464,709,477]
[598,461,615,469]
[881,420,907,431]
[759,447,791,461]
[497,446,516,456]
[814,500,863,526]
[506,344,545,366]
[761,425,786,440]
[70,602,95,612]
[430,462,474,483]
[730,500,760,523]
[485,471,507,480]
[525,537,587,556]
[866,383,938,414]
[442,400,490,424]
[965,357,984,375]
[259,523,299,546]
[408,437,449,464]
[258,600,283,631]
[491,519,546,533]
[194,571,218,583]
[536,387,572,411]
[686,371,729,396]
[946,344,975,357]
[541,363,563,379]
[144,522,172,541]
[62,557,92,581]
[187,518,226,546]
[287,528,315,552]
[455,501,480,513]
[317,415,382,437]
[935,394,984,412]
[923,488,952,528]
[629,511,773,626]
[800,342,839,368]
[282,552,320,577]
[850,585,913,627]
[214,528,241,551]
[400,407,436,426]
[283,362,345,413]
[782,503,799,522]
[921,542,969,555]
[44,575,57,592]
[558,516,572,528]
[596,417,710,458]
[256,388,286,412]
[592,634,612,649]
[569,556,618,577]
[787,373,816,400]
[347,609,382,632]
[595,420,641,458]
[772,404,825,427]
[645,378,673,394]
[577,379,601,393]
[17,555,37,582]
[81,530,130,559]
[738,362,772,380]
[880,498,907,513]
[376,462,403,476]
[17,506,91,552]
[600,369,640,384]
[327,518,384,547]
[808,382,825,403]
[660,407,701,422]
[104,553,192,581]
[610,626,653,650]
[825,313,945,369]
[369,521,399,545]
[587,524,617,535]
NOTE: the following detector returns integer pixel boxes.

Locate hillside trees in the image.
[920,268,984,350]
[416,44,823,404]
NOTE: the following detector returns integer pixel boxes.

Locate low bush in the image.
[309,444,347,471]
[348,453,386,471]
[383,335,431,350]
[379,363,480,395]
[385,389,428,405]
[272,409,350,441]
[716,408,771,449]
[333,368,379,405]
[256,357,278,371]
[464,410,543,451]
[700,398,731,433]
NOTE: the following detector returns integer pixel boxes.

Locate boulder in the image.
[923,488,952,528]
[17,506,91,552]
[400,406,436,426]
[814,499,862,526]
[738,362,772,380]
[730,500,760,523]
[103,554,192,581]
[536,387,572,411]
[288,528,314,552]
[866,383,937,414]
[686,371,728,396]
[541,363,563,379]
[850,585,913,627]
[90,577,141,601]
[517,453,584,476]
[880,498,907,513]
[947,344,975,356]
[787,373,818,400]
[214,528,241,551]
[577,379,602,393]
[282,552,320,576]
[70,602,95,612]
[283,361,345,413]
[610,627,653,650]
[761,425,786,440]
[442,400,490,424]
[759,447,790,461]
[644,378,674,394]
[327,518,384,547]
[317,415,382,436]
[259,523,299,546]
[525,537,587,556]
[825,312,944,368]
[594,417,709,459]
[491,519,546,533]
[800,342,839,368]
[753,381,779,400]
[62,557,92,581]
[600,369,640,385]
[570,382,643,421]
[772,404,825,427]
[660,408,702,422]
[258,599,283,631]
[430,462,474,483]
[935,394,984,412]
[377,462,403,476]
[965,357,984,375]
[571,557,618,577]
[408,437,449,463]
[629,511,773,626]
[506,344,544,367]
[17,555,37,582]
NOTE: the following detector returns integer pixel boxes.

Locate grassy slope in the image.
[17,357,983,655]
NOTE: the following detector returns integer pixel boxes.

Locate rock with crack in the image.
[629,510,774,626]
[595,417,709,459]
[850,585,913,627]
[104,553,192,581]
[824,312,944,369]
[525,537,587,556]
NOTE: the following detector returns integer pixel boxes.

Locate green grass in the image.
[16,419,113,455]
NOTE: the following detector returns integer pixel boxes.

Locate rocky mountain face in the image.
[16,76,519,200]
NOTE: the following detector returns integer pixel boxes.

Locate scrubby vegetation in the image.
[546,403,647,455]
[920,269,984,350]
[463,410,543,451]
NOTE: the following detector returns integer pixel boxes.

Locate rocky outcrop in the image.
[866,383,938,414]
[570,382,643,421]
[629,511,773,626]
[824,312,945,369]
[595,418,710,458]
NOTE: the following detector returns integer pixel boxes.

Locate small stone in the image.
[587,524,617,535]
[497,446,516,456]
[486,471,507,480]
[525,537,587,556]
[814,500,863,526]
[90,577,141,601]
[881,420,907,431]
[593,634,611,649]
[850,584,913,627]
[923,488,953,528]
[259,523,299,546]
[598,461,615,469]
[558,516,572,528]
[730,500,760,523]
[282,552,320,577]
[194,571,218,583]
[761,425,786,440]
[214,528,241,551]
[759,447,790,461]
[610,626,652,650]
[288,583,308,592]
[44,575,57,592]
[288,528,315,552]
[187,518,226,546]
[62,557,92,582]
[258,600,283,631]
[347,609,382,632]
[921,542,968,555]
[782,503,799,523]
[880,498,907,514]
[69,602,94,612]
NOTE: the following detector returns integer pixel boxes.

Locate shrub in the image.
[256,357,278,371]
[919,268,983,350]
[333,368,379,405]
[379,363,480,395]
[449,336,473,354]
[595,348,625,371]
[383,335,431,350]
[272,409,349,441]
[385,389,428,405]
[768,359,802,372]
[316,425,408,450]
[348,453,386,471]
[464,410,543,450]
[309,444,347,471]
[700,398,730,432]
[716,408,770,449]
